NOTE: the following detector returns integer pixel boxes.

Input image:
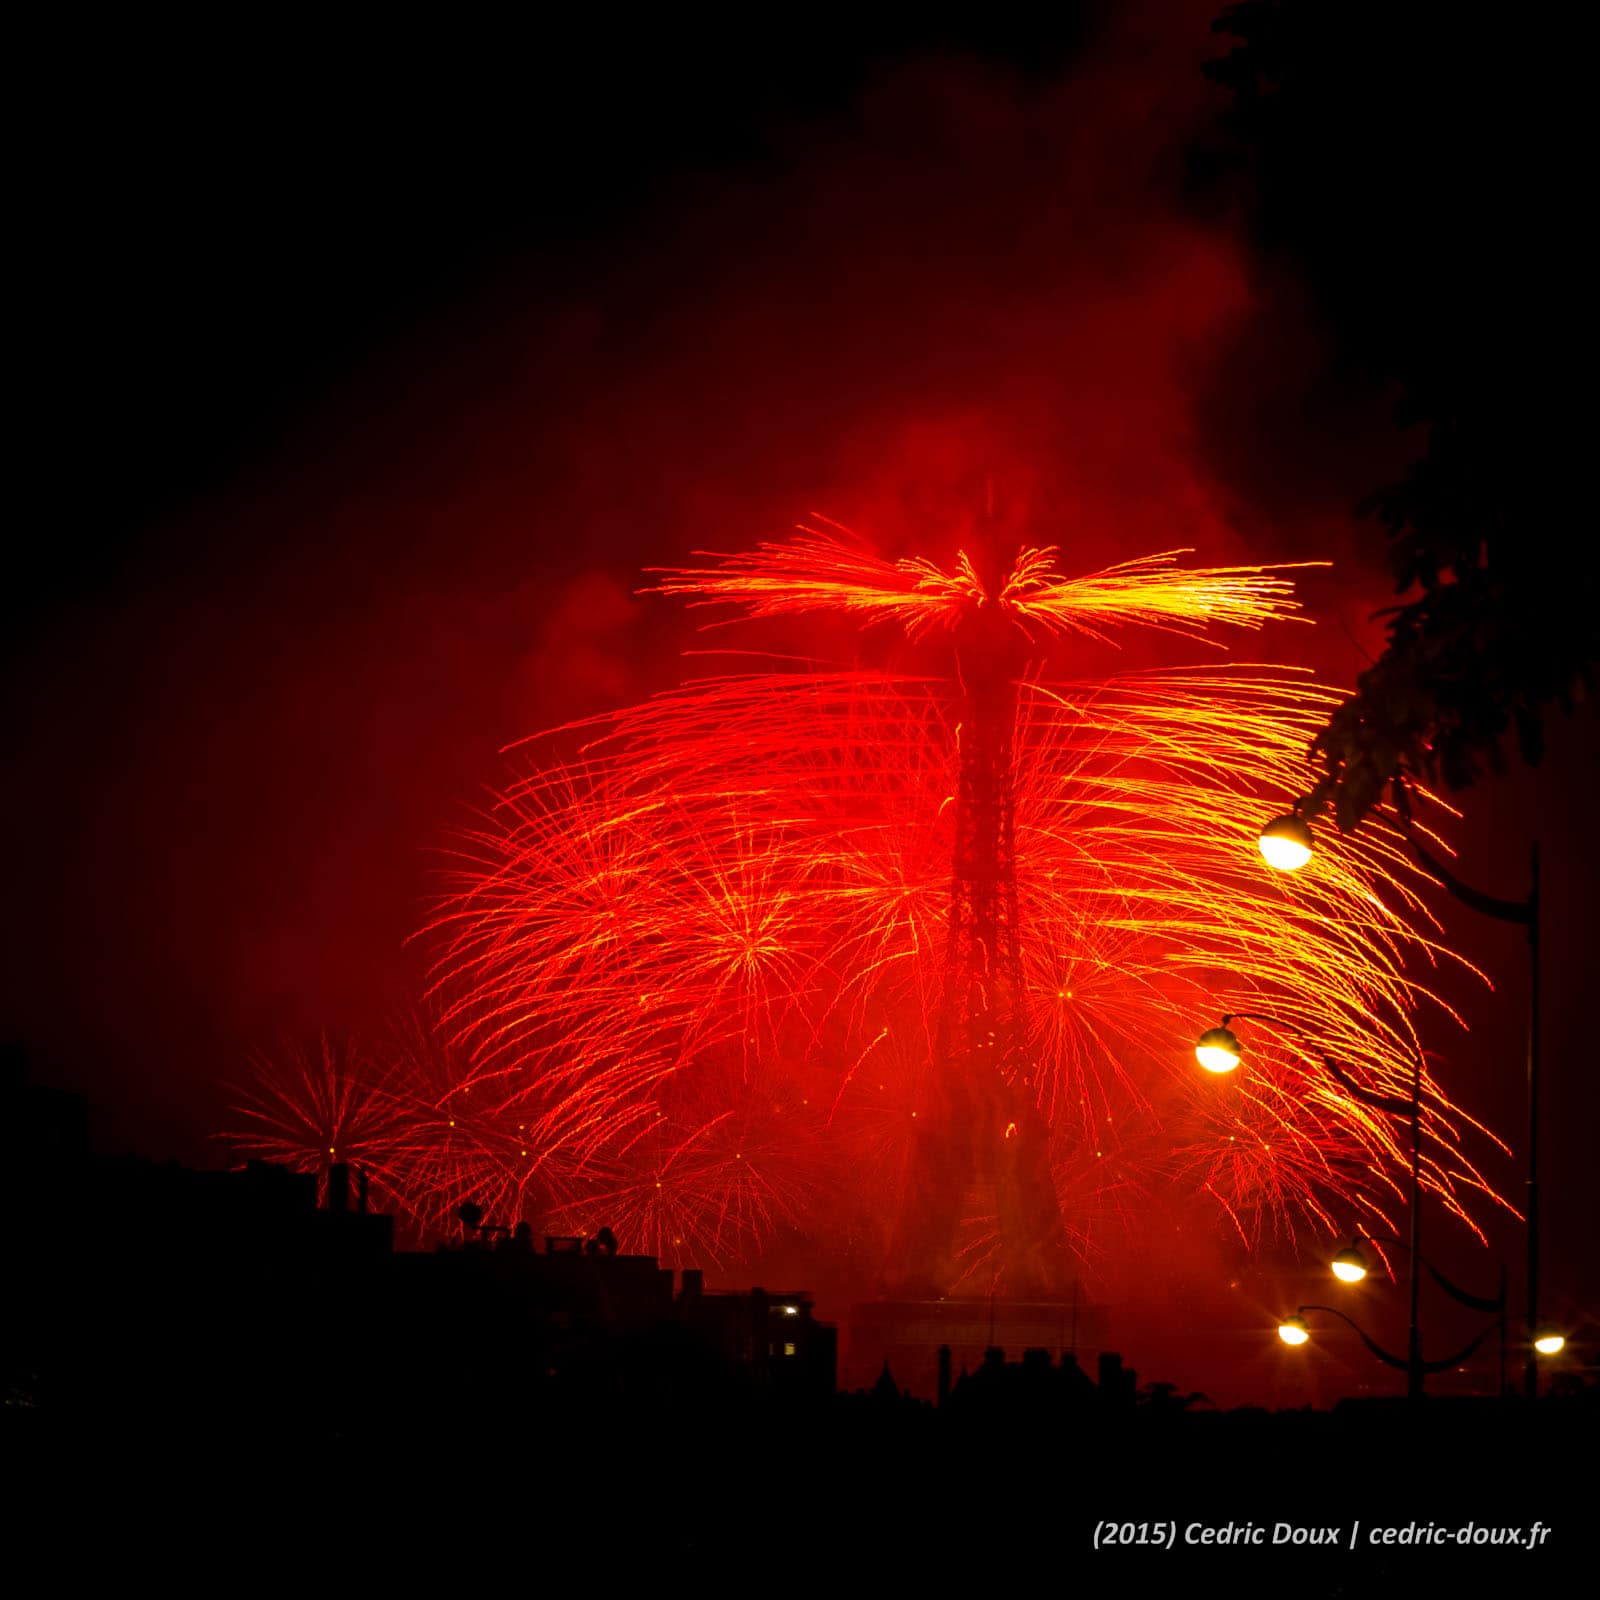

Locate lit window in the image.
[783,1342,796,1357]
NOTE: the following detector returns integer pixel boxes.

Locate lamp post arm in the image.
[1352,1233,1505,1313]
[1220,1013,1417,1116]
[1220,1009,1298,1032]
[1422,1261,1504,1316]
[1297,1305,1411,1372]
[1317,1054,1416,1118]
[1418,1322,1497,1375]
[1404,831,1533,926]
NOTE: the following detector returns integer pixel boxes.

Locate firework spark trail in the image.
[650,524,1313,644]
[224,1015,595,1239]
[224,1031,418,1216]
[230,531,1510,1280]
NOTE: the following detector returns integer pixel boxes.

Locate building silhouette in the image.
[5,1035,1593,1575]
[847,1292,1110,1398]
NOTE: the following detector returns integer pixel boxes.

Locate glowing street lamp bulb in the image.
[1196,1025,1242,1074]
[1278,1315,1310,1347]
[1259,813,1314,872]
[1331,1247,1368,1283]
[1533,1329,1565,1356]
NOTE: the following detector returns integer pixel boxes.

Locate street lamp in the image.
[1326,1234,1502,1312]
[1254,797,1546,1401]
[1277,1304,1496,1386]
[1195,1025,1243,1073]
[1327,1231,1511,1390]
[1330,1246,1367,1284]
[1280,1303,1565,1396]
[1258,812,1314,872]
[1197,1011,1429,1399]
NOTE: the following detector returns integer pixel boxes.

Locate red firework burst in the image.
[230,527,1512,1289]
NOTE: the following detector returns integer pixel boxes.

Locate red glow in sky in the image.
[8,5,1594,1407]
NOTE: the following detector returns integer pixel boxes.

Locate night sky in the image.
[9,5,1595,1403]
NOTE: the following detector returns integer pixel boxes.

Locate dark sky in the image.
[8,5,1595,1401]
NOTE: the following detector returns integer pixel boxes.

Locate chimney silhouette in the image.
[327,1162,351,1214]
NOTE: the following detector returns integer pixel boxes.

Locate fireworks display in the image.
[227,527,1509,1289]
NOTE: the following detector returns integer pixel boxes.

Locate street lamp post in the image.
[1278,1303,1497,1389]
[1205,1013,1564,1398]
[1199,1012,1426,1399]
[1403,831,1541,1403]
[1256,810,1544,1402]
[1281,1300,1561,1396]
[1326,1233,1505,1315]
[1326,1232,1506,1393]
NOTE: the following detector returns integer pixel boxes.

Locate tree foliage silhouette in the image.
[1207,1,1597,830]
